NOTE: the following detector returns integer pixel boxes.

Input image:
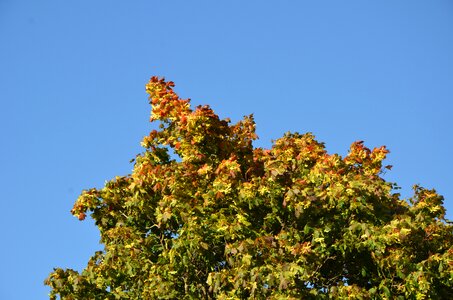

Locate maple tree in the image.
[46,77,453,299]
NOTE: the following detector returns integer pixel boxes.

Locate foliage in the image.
[46,77,453,299]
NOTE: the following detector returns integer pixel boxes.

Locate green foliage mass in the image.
[46,77,453,299]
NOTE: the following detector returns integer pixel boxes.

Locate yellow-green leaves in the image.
[46,77,453,299]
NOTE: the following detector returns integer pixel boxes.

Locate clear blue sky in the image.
[1,1,452,298]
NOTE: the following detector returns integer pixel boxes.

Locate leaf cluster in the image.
[46,77,453,299]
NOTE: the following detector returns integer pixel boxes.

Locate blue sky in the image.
[1,1,452,298]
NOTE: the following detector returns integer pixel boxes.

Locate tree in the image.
[46,76,453,299]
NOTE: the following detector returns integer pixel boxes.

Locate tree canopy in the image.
[46,77,453,299]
